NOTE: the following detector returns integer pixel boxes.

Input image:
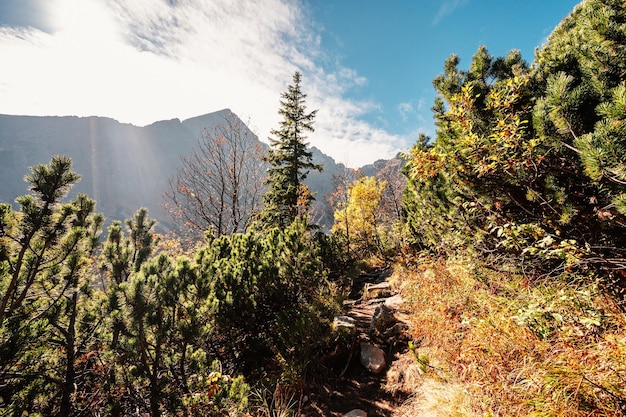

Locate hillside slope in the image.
[0,110,350,230]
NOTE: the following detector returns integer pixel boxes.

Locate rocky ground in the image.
[303,268,415,417]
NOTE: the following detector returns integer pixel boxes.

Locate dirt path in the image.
[303,268,413,417]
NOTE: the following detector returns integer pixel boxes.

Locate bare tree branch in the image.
[164,111,266,238]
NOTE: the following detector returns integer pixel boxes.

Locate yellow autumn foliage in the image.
[332,176,387,257]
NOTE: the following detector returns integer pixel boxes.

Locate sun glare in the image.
[49,0,120,46]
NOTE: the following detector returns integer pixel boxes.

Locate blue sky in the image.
[307,1,580,140]
[0,0,580,167]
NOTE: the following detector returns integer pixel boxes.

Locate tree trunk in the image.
[59,291,78,417]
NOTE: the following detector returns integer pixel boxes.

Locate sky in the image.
[0,0,581,168]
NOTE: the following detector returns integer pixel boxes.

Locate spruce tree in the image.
[259,71,322,228]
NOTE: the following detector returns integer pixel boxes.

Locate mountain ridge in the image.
[0,110,360,231]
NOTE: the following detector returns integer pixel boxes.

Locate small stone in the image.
[363,281,392,299]
[333,316,356,335]
[383,322,409,338]
[360,342,386,374]
[343,409,367,417]
[370,304,397,337]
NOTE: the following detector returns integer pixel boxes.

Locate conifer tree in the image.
[0,156,103,415]
[403,0,626,275]
[100,208,157,287]
[534,0,626,222]
[259,71,322,228]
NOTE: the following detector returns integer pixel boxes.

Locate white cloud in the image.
[0,0,407,167]
[433,0,469,26]
[397,101,413,122]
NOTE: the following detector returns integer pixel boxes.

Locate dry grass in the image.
[386,353,478,417]
[390,256,626,417]
[397,379,478,417]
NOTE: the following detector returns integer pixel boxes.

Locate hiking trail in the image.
[304,267,414,417]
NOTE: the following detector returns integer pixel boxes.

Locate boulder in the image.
[360,342,386,374]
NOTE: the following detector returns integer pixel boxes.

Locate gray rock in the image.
[360,342,386,374]
[384,322,409,338]
[384,294,404,309]
[343,410,367,417]
[370,304,397,337]
[363,281,392,299]
[333,315,356,336]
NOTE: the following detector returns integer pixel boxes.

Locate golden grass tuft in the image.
[397,379,478,417]
[385,354,424,396]
[390,256,626,417]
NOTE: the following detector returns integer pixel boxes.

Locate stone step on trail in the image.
[317,267,412,417]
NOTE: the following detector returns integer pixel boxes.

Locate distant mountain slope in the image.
[0,110,351,231]
[359,153,405,178]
